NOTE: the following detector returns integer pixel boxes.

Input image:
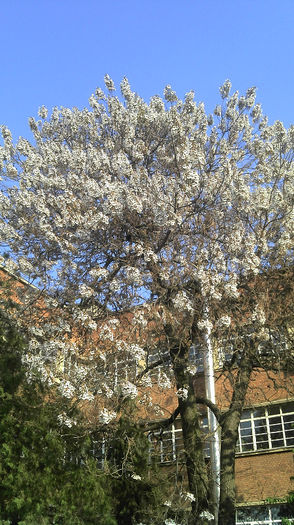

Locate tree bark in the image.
[178,383,209,523]
[218,355,253,525]
[170,341,209,523]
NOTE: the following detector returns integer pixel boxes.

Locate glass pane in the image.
[281,401,294,414]
[253,407,265,418]
[240,420,252,430]
[240,421,253,450]
[269,417,284,448]
[268,405,281,416]
[283,414,294,427]
[240,421,254,450]
[241,409,252,420]
[237,505,269,522]
[254,418,267,429]
[283,414,294,446]
[285,435,294,446]
[241,442,254,452]
[256,440,269,450]
[255,418,269,449]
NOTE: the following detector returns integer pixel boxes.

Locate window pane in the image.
[269,416,284,448]
[283,414,294,427]
[241,409,252,420]
[255,418,269,449]
[236,505,269,522]
[268,405,281,416]
[240,421,254,451]
[281,402,294,414]
[285,434,294,447]
[283,414,294,446]
[253,407,265,418]
[274,502,294,519]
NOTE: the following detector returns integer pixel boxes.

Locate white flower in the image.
[57,412,77,428]
[88,320,97,330]
[164,85,178,103]
[58,380,75,398]
[38,105,48,119]
[98,408,117,425]
[200,510,214,520]
[80,390,94,401]
[251,304,266,326]
[120,381,138,399]
[172,291,194,314]
[104,74,115,91]
[129,344,145,362]
[28,326,44,337]
[197,319,213,332]
[181,491,196,502]
[140,374,152,388]
[131,473,141,481]
[219,79,232,99]
[158,371,172,389]
[176,387,188,400]
[79,284,94,298]
[102,383,114,398]
[186,364,198,375]
[216,315,231,328]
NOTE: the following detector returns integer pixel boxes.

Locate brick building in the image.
[147,352,294,525]
[1,266,293,524]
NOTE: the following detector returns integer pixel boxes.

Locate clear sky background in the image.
[1,0,294,141]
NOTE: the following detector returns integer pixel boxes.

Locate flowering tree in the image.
[0,77,294,525]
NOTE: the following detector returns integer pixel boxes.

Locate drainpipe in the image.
[202,305,221,524]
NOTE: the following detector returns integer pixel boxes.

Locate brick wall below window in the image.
[235,450,294,503]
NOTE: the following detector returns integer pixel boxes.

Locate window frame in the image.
[236,402,294,454]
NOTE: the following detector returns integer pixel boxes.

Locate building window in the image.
[148,401,294,464]
[236,504,294,524]
[148,419,184,463]
[236,402,294,454]
[147,348,172,381]
[189,343,204,372]
[148,417,210,464]
[114,356,138,385]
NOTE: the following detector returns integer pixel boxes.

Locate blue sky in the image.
[1,0,294,141]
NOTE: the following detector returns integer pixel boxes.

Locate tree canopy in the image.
[1,77,294,525]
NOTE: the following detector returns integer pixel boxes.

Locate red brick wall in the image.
[235,450,294,503]
[212,369,294,411]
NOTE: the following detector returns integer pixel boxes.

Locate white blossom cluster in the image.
[181,491,196,503]
[176,387,189,400]
[131,473,141,481]
[172,291,194,314]
[216,315,231,329]
[58,380,75,398]
[119,381,138,399]
[158,371,172,389]
[57,412,77,428]
[199,510,214,521]
[197,319,213,332]
[1,76,293,405]
[98,408,117,425]
[251,304,266,326]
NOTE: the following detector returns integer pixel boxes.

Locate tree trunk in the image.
[178,384,209,523]
[171,346,209,522]
[165,324,209,522]
[218,356,253,525]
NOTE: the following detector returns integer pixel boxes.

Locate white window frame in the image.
[149,402,294,463]
[236,402,294,454]
[236,504,293,524]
